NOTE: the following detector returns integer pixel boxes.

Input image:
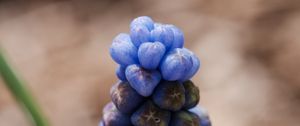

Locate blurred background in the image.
[0,0,300,126]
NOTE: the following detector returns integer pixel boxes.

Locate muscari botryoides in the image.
[99,16,212,126]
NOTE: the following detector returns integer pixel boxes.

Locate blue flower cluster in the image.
[100,16,211,126]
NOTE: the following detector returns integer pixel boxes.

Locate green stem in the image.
[0,50,49,126]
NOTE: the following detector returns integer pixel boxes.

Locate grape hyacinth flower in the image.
[102,16,212,126]
[130,25,151,47]
[160,48,193,81]
[138,42,166,70]
[131,100,171,126]
[110,81,144,114]
[152,81,185,111]
[102,102,132,126]
[125,64,161,97]
[151,23,174,50]
[130,16,154,31]
[165,24,184,49]
[110,33,138,66]
[183,80,200,109]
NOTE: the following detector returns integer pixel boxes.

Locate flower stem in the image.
[0,50,49,126]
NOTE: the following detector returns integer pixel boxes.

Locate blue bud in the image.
[180,48,200,81]
[189,105,212,126]
[138,42,166,70]
[130,16,154,31]
[130,25,151,47]
[166,24,184,49]
[116,65,127,81]
[110,33,138,66]
[151,23,174,50]
[160,48,193,81]
[125,64,161,97]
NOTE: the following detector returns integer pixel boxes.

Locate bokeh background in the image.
[1,0,300,126]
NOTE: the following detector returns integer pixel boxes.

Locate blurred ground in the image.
[0,0,300,126]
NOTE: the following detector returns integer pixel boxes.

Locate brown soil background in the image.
[0,0,300,126]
